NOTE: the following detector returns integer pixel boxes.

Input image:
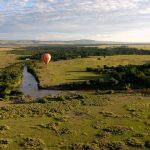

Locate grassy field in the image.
[0,48,20,69]
[0,92,149,150]
[35,55,150,88]
[86,44,150,50]
[127,45,150,50]
[0,46,150,149]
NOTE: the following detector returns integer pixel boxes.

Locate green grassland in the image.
[34,55,150,88]
[0,92,150,150]
[127,45,150,50]
[0,46,150,150]
[0,48,20,69]
[86,45,150,50]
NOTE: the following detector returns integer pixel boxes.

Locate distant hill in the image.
[0,39,150,46]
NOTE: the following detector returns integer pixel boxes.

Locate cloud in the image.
[139,7,150,14]
[0,0,150,41]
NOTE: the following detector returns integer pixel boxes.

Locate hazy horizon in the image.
[0,0,150,42]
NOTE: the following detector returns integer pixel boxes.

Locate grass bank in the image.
[31,55,150,88]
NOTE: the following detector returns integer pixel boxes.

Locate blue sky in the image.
[0,0,150,42]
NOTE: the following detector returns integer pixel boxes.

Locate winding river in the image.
[19,66,60,99]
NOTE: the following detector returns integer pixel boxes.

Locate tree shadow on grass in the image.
[67,75,99,81]
[66,70,86,73]
[144,60,150,64]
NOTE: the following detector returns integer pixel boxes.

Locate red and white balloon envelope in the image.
[42,53,51,64]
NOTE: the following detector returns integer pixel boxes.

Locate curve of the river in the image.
[19,66,60,99]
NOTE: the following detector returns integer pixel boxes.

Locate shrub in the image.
[125,138,143,147]
[69,143,97,150]
[59,127,71,136]
[96,131,109,139]
[0,125,9,132]
[144,121,150,126]
[133,133,145,137]
[0,63,23,99]
[107,141,127,150]
[76,94,85,99]
[99,111,116,118]
[38,98,48,103]
[10,90,23,96]
[20,137,46,150]
[103,125,132,135]
[145,140,150,148]
[0,139,10,150]
[56,96,66,101]
[106,90,115,94]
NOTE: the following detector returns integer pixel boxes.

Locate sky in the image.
[0,0,150,42]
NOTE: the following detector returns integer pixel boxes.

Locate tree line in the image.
[11,46,150,61]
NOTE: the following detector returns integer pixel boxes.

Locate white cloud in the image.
[0,0,150,41]
[139,7,150,14]
[88,27,150,42]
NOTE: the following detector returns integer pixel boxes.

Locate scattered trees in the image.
[60,63,150,90]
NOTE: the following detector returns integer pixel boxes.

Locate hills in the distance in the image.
[0,39,150,46]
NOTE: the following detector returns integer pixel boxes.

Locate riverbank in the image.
[0,63,24,100]
[19,65,61,99]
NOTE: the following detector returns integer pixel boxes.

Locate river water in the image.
[19,66,61,99]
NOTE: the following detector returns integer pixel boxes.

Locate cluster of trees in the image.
[12,46,150,61]
[0,63,23,99]
[60,63,150,90]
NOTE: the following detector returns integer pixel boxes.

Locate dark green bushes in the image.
[102,125,132,135]
[86,64,150,89]
[20,137,46,150]
[37,93,85,103]
[0,139,10,149]
[69,143,96,150]
[0,63,24,99]
[145,140,150,148]
[125,138,143,148]
[0,125,9,133]
[61,63,150,90]
[107,141,127,150]
[37,98,48,103]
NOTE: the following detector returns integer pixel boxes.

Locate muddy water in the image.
[19,66,60,99]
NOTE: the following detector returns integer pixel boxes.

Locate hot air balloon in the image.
[42,53,51,64]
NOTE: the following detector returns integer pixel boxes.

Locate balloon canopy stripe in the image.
[42,53,51,64]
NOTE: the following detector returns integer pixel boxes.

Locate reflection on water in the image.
[19,66,60,99]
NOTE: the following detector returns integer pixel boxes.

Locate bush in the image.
[10,90,23,96]
[38,98,48,103]
[125,138,143,147]
[0,125,9,132]
[56,96,66,101]
[99,111,117,118]
[20,137,46,150]
[61,63,150,90]
[69,143,97,150]
[144,121,150,126]
[96,131,109,139]
[133,133,145,137]
[106,90,115,94]
[76,94,85,99]
[0,139,10,149]
[103,125,132,135]
[145,140,150,148]
[59,127,71,136]
[0,63,23,99]
[107,141,127,150]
